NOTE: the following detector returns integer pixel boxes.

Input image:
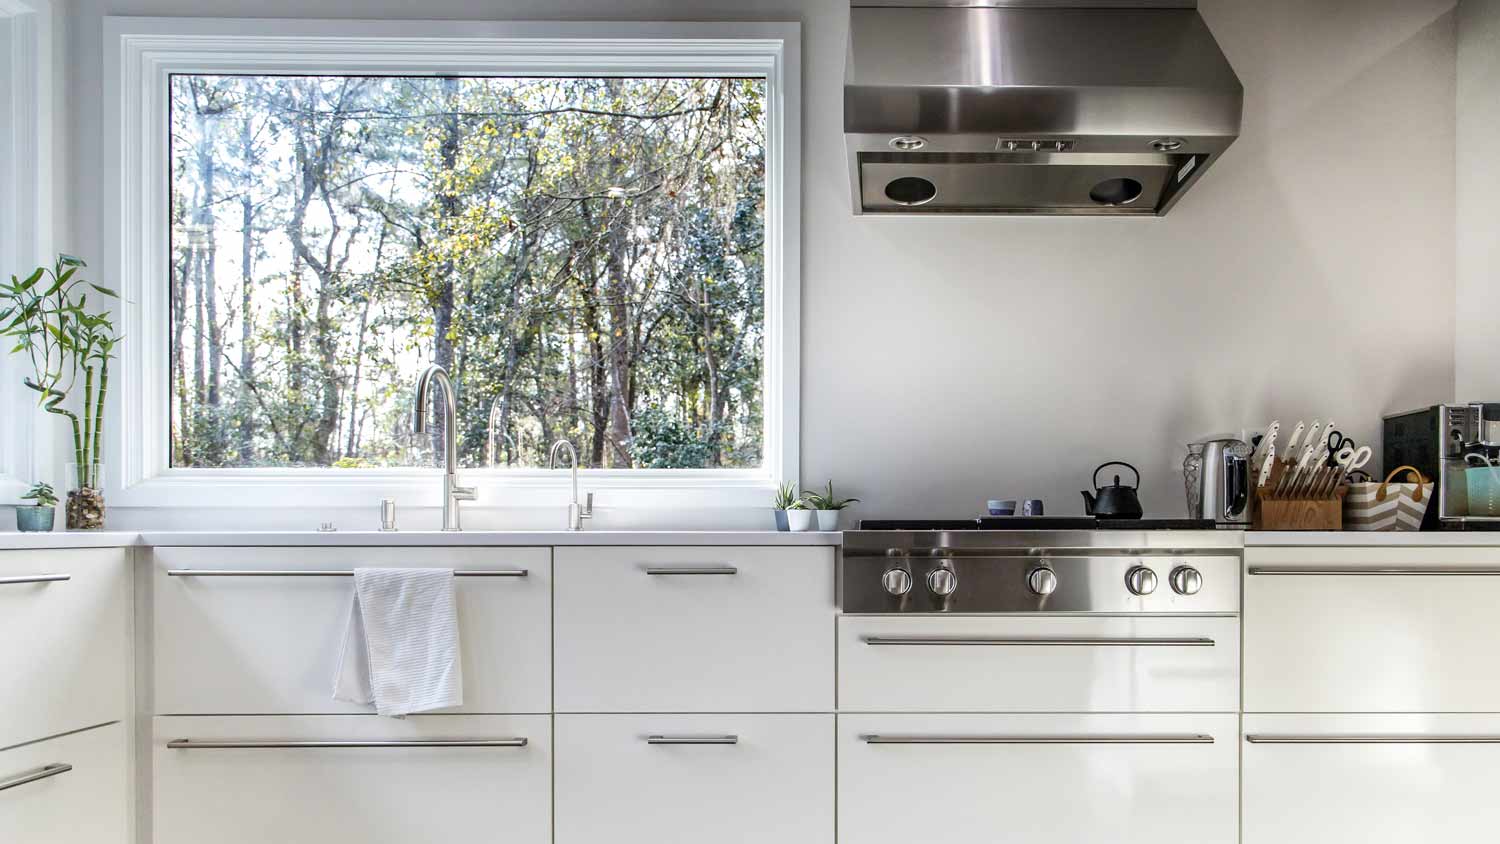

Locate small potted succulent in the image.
[802,481,860,531]
[16,482,57,532]
[772,481,799,531]
[785,499,814,532]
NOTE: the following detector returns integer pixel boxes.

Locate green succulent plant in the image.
[772,481,800,510]
[20,482,58,509]
[801,481,860,511]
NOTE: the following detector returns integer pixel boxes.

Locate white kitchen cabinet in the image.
[0,548,131,749]
[151,546,551,714]
[1244,546,1500,712]
[554,546,834,712]
[0,722,129,844]
[1243,713,1500,843]
[555,714,833,844]
[839,615,1239,712]
[153,714,549,844]
[839,713,1239,844]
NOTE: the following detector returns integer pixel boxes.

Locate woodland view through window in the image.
[168,74,767,470]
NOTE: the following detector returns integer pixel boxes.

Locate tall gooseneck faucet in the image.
[413,364,476,531]
[548,440,593,531]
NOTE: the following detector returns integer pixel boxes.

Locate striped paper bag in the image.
[1343,466,1432,531]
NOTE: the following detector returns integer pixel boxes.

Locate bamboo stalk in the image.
[92,363,108,485]
[81,365,94,484]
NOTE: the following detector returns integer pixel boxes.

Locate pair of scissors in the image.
[1325,430,1356,467]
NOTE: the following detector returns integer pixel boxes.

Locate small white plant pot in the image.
[786,509,815,531]
[816,510,841,531]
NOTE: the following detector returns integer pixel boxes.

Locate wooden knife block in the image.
[1252,460,1346,531]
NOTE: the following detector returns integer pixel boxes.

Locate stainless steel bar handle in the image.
[0,763,73,792]
[862,636,1215,647]
[646,735,740,745]
[861,734,1215,745]
[1246,734,1500,744]
[1249,566,1500,576]
[0,574,71,586]
[644,566,738,576]
[166,569,527,578]
[167,738,527,749]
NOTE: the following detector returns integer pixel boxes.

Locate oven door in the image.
[839,713,1239,844]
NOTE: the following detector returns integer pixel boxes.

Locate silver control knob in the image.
[1170,565,1203,596]
[882,568,913,597]
[1028,567,1058,596]
[926,566,958,598]
[1125,566,1158,596]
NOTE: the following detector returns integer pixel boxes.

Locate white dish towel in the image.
[333,568,464,717]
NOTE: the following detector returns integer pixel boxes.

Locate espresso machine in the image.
[1183,437,1252,527]
[1384,403,1500,528]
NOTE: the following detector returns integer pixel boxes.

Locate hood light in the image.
[889,136,926,151]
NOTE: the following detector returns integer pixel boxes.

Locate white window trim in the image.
[0,0,53,501]
[103,16,801,510]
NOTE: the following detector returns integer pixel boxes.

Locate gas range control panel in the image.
[841,552,1240,614]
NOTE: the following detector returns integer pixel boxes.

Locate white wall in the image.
[1458,0,1500,398]
[61,0,1459,525]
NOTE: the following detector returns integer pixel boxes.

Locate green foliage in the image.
[630,406,716,469]
[20,482,58,508]
[802,481,860,511]
[0,255,119,488]
[772,481,799,510]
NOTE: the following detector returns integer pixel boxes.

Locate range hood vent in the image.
[844,0,1244,216]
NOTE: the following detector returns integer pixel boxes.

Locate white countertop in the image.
[0,529,842,549]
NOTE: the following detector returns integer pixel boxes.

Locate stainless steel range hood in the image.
[844,0,1243,216]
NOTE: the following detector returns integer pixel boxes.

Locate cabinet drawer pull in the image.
[644,566,738,576]
[862,734,1215,745]
[1248,566,1500,576]
[0,574,70,586]
[166,569,527,578]
[862,636,1215,647]
[1246,734,1500,745]
[0,763,73,792]
[167,738,527,749]
[646,735,739,745]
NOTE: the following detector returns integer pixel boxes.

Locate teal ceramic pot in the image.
[16,506,55,532]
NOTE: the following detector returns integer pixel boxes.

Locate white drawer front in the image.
[0,722,129,844]
[1245,547,1500,712]
[152,547,550,714]
[1244,714,1500,843]
[153,715,549,844]
[554,546,834,712]
[839,615,1239,712]
[556,714,833,844]
[839,713,1239,844]
[0,549,130,748]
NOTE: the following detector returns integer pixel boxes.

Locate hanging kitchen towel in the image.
[333,568,464,717]
[1343,466,1433,531]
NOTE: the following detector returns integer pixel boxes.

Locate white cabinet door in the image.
[554,546,834,712]
[0,722,129,844]
[0,549,131,748]
[153,714,549,844]
[1245,547,1500,712]
[556,714,833,844]
[152,546,551,714]
[839,714,1239,844]
[839,615,1239,712]
[1244,714,1500,843]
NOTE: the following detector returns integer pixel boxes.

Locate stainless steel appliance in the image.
[1384,403,1500,527]
[1183,437,1252,526]
[843,0,1244,216]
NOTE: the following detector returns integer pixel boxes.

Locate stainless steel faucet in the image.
[413,364,476,531]
[486,399,517,468]
[548,440,593,531]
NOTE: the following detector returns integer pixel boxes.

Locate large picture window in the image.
[168,73,767,470]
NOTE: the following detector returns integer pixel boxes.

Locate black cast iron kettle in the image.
[1081,461,1144,519]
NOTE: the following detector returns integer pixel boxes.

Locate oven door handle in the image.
[1248,567,1500,576]
[862,734,1216,745]
[1246,734,1500,744]
[861,636,1215,647]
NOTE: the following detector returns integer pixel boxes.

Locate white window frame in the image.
[104,16,800,510]
[0,0,53,501]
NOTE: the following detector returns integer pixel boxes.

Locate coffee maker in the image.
[1384,403,1500,528]
[1183,437,1252,527]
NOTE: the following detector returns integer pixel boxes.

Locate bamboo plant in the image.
[0,254,119,491]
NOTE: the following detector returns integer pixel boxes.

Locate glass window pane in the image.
[168,74,767,469]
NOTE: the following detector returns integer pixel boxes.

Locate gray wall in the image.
[63,0,1460,521]
[1458,0,1500,399]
